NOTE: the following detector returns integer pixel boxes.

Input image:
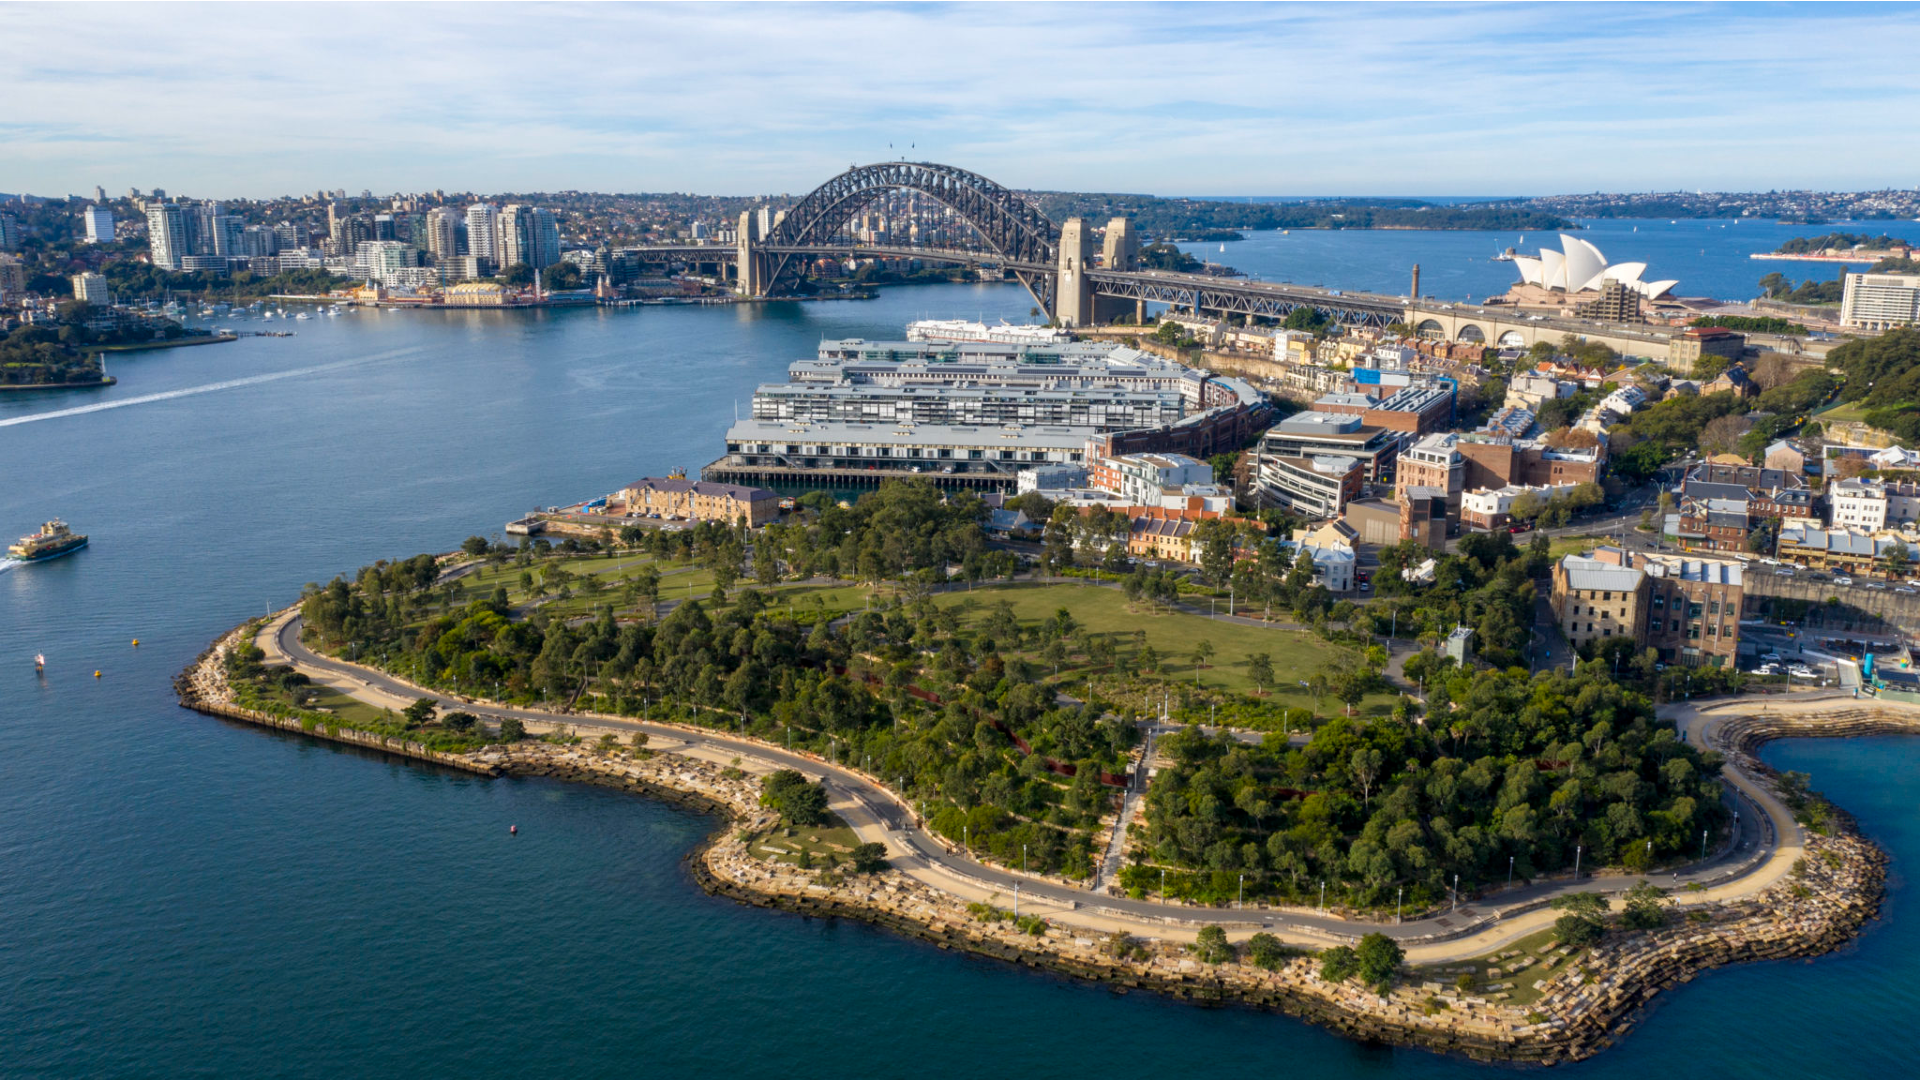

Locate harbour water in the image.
[0,275,1912,1077]
[1179,217,1899,303]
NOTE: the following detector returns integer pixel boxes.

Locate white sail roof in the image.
[1512,236,1677,298]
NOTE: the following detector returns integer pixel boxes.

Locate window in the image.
[1689,624,1700,639]
[1688,602,1704,618]
[1603,628,1612,637]
[1709,600,1719,615]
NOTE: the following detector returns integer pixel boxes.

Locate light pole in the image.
[1701,828,1708,860]
[1014,882,1020,919]
[1452,873,1459,912]
[1161,867,1167,900]
[1508,855,1514,890]
[1237,873,1244,910]
[1396,886,1403,924]
[1319,880,1326,913]
[1574,844,1582,879]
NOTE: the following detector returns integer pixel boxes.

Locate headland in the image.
[179,603,1889,1065]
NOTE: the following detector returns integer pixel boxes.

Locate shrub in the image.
[442,711,478,732]
[1247,932,1293,971]
[850,842,890,873]
[498,717,527,741]
[1320,945,1358,982]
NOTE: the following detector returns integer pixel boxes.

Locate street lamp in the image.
[1574,844,1583,879]
[1319,880,1326,913]
[1237,873,1244,909]
[1508,855,1514,890]
[1396,886,1403,924]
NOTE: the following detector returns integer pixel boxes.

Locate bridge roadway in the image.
[622,242,1407,327]
[264,610,1801,957]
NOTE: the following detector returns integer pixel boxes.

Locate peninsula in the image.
[180,523,1887,1064]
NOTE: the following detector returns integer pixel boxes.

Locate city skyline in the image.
[5,2,1920,200]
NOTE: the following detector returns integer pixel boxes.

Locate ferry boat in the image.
[8,520,88,562]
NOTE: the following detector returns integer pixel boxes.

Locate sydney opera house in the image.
[1499,234,1680,317]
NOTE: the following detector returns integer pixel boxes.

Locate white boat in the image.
[294,312,310,320]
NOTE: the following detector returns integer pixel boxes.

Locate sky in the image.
[4,1,1918,201]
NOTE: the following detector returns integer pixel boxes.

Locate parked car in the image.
[1835,576,1853,586]
[1761,652,1783,662]
[1898,587,1917,595]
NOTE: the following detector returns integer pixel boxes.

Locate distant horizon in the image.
[6,3,1919,197]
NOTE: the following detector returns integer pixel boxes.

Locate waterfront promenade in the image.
[257,606,1843,963]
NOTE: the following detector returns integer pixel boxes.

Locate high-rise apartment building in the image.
[527,207,559,270]
[466,203,500,266]
[497,205,559,270]
[83,205,115,244]
[1841,272,1920,331]
[145,203,190,270]
[71,271,111,304]
[0,213,19,252]
[425,207,463,262]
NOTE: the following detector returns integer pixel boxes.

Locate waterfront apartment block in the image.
[710,337,1270,490]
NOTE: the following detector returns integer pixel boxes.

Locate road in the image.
[266,611,1803,956]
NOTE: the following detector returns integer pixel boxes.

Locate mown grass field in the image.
[937,582,1355,699]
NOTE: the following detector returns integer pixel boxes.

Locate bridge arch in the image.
[1414,318,1447,340]
[1498,330,1527,348]
[1455,323,1486,344]
[762,161,1060,308]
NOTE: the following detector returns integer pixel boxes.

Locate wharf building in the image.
[1551,548,1745,667]
[707,338,1270,491]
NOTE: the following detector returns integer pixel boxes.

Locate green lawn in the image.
[743,814,863,868]
[1409,925,1587,1008]
[937,582,1354,699]
[1815,400,1875,425]
[1547,535,1613,561]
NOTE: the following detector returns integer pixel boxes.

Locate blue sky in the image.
[4,2,1916,200]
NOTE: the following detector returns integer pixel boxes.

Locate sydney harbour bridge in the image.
[625,161,1407,329]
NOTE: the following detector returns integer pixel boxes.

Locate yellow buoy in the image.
[94,670,102,678]
[132,639,140,647]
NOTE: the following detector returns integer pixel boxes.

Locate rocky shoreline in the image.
[177,622,1890,1065]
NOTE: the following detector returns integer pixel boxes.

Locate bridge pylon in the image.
[735,210,768,297]
[1054,217,1092,327]
[1095,216,1140,324]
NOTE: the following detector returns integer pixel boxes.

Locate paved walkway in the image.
[259,610,1861,959]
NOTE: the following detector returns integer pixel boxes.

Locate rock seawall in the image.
[178,623,1891,1065]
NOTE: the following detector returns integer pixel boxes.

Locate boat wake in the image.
[0,346,427,429]
[0,559,17,574]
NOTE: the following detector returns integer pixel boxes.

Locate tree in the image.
[1550,891,1608,947]
[1192,924,1234,964]
[1319,945,1359,983]
[1247,652,1274,693]
[497,262,534,286]
[761,768,830,825]
[1620,880,1673,930]
[1886,539,1912,576]
[850,842,890,873]
[1350,747,1384,807]
[1354,932,1404,992]
[402,697,438,727]
[461,535,490,556]
[498,717,527,741]
[1194,639,1216,669]
[442,711,478,732]
[1247,932,1291,971]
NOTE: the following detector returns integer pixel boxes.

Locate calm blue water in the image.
[1180,217,1897,303]
[1,281,1913,1077]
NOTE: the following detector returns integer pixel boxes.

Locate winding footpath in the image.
[169,609,1897,1063]
[265,607,1805,958]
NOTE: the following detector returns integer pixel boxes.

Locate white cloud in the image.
[2,2,1916,198]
